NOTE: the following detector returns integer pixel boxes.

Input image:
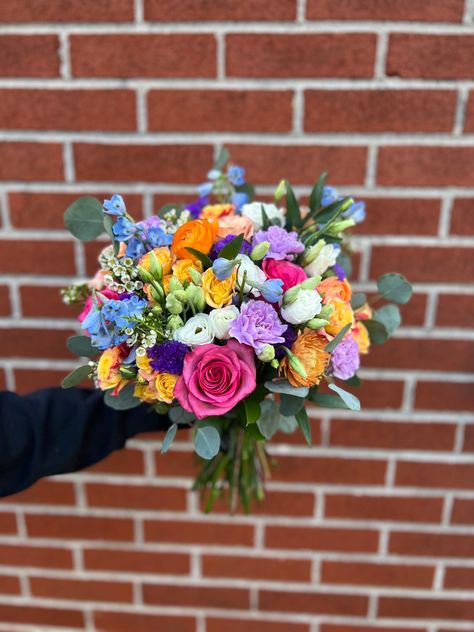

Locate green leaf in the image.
[169,406,195,425]
[336,251,352,278]
[104,383,141,410]
[364,318,389,344]
[103,214,119,255]
[313,197,352,225]
[260,204,270,230]
[351,292,367,311]
[264,380,309,398]
[184,247,212,269]
[194,426,221,460]
[64,197,104,241]
[345,374,361,387]
[239,398,261,425]
[235,182,255,203]
[278,415,298,433]
[245,423,266,442]
[280,393,305,416]
[309,172,327,214]
[257,400,280,439]
[377,273,413,304]
[214,147,229,170]
[66,335,97,358]
[374,304,401,336]
[324,322,352,353]
[310,392,350,409]
[218,233,244,260]
[61,365,91,388]
[285,181,303,229]
[328,383,361,411]
[295,407,312,445]
[161,424,178,454]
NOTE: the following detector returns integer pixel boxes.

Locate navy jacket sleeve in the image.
[0,387,170,497]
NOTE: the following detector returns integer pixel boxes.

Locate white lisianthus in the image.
[241,202,286,231]
[304,244,339,277]
[280,289,322,325]
[235,254,267,295]
[209,305,239,340]
[173,314,214,347]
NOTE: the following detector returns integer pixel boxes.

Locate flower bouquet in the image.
[61,148,412,513]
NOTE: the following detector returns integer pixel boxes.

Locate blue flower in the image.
[122,294,147,319]
[227,165,246,186]
[212,257,235,281]
[125,237,146,259]
[198,182,213,197]
[112,216,137,242]
[101,300,131,329]
[343,200,366,224]
[232,191,248,210]
[260,279,284,303]
[321,186,340,207]
[103,194,126,216]
[148,226,173,248]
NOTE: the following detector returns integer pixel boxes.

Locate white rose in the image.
[209,305,239,340]
[241,202,286,231]
[304,244,339,277]
[235,254,267,295]
[280,289,322,325]
[173,314,214,347]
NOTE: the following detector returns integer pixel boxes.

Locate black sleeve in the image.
[0,387,170,497]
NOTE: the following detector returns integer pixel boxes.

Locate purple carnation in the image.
[229,299,287,354]
[253,226,304,261]
[147,340,190,375]
[275,325,298,358]
[328,335,360,380]
[209,233,252,261]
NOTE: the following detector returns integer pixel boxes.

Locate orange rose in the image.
[326,299,354,336]
[172,219,218,261]
[201,204,235,221]
[352,321,371,354]
[318,277,352,303]
[172,258,203,284]
[280,330,329,388]
[217,214,254,241]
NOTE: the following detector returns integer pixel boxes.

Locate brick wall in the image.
[0,1,473,630]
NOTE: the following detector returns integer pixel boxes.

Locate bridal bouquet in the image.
[62,149,412,512]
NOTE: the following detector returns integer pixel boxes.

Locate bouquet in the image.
[61,149,412,513]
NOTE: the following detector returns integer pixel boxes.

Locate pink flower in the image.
[78,288,119,323]
[262,259,307,292]
[174,339,256,419]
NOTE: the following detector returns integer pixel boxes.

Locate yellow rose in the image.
[134,381,159,403]
[139,247,173,275]
[352,321,371,354]
[172,258,203,284]
[154,373,178,404]
[97,347,128,394]
[355,302,373,320]
[136,352,155,381]
[201,268,236,308]
[326,299,354,336]
[201,204,235,221]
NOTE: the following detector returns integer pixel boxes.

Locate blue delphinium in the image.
[343,200,366,224]
[112,216,137,242]
[260,279,284,303]
[82,295,147,350]
[147,226,173,248]
[227,165,245,186]
[321,186,340,207]
[232,191,249,210]
[103,194,126,216]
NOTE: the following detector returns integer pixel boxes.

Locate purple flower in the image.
[253,226,304,261]
[147,340,190,375]
[328,335,360,380]
[229,299,287,354]
[209,234,252,261]
[333,263,346,281]
[185,196,209,219]
[275,325,298,358]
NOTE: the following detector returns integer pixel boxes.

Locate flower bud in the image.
[173,290,188,304]
[167,314,184,332]
[274,179,286,202]
[300,239,326,267]
[288,352,308,379]
[119,366,137,379]
[319,304,334,319]
[166,293,183,314]
[250,240,270,261]
[257,344,275,363]
[300,276,321,291]
[188,267,202,285]
[150,286,163,303]
[282,285,301,306]
[169,277,183,293]
[306,317,330,329]
[149,251,163,281]
[152,305,163,316]
[137,265,154,284]
[212,257,236,281]
[271,359,280,369]
[326,218,355,234]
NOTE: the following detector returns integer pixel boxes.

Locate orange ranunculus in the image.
[352,321,371,354]
[201,268,236,308]
[172,258,203,284]
[172,219,218,261]
[217,214,254,241]
[139,247,173,276]
[280,330,329,388]
[325,299,354,336]
[317,277,352,303]
[201,204,235,221]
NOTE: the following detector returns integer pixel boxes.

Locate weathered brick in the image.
[0,143,63,181]
[0,35,59,76]
[145,0,297,20]
[307,0,465,21]
[0,0,134,21]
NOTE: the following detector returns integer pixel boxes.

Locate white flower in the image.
[304,244,339,277]
[209,305,239,340]
[280,289,322,325]
[241,202,286,231]
[173,314,214,347]
[235,254,267,295]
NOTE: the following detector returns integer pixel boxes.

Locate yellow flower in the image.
[154,373,178,404]
[134,381,159,403]
[139,247,173,275]
[355,302,373,320]
[317,277,352,303]
[280,330,329,388]
[97,347,128,394]
[201,204,235,221]
[352,321,371,354]
[162,274,172,294]
[172,258,203,284]
[201,268,236,308]
[326,299,354,336]
[136,352,155,381]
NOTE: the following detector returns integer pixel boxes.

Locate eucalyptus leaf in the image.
[377,273,413,304]
[295,406,312,445]
[184,247,212,269]
[278,415,298,433]
[61,365,91,389]
[364,318,389,344]
[64,196,104,241]
[310,392,350,409]
[285,181,303,229]
[328,383,361,411]
[324,322,352,353]
[351,292,367,311]
[256,400,280,440]
[194,426,221,460]
[214,147,229,170]
[169,406,196,425]
[280,393,305,416]
[264,380,309,398]
[309,172,327,214]
[66,335,97,358]
[161,423,178,454]
[374,304,401,336]
[219,233,244,260]
[104,383,141,410]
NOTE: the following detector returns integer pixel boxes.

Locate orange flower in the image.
[217,214,254,241]
[139,247,173,275]
[352,321,371,354]
[280,330,330,388]
[97,347,128,395]
[326,299,354,336]
[201,204,235,221]
[172,258,203,284]
[172,219,218,261]
[355,302,373,321]
[318,277,352,303]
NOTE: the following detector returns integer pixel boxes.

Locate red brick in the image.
[360,292,427,327]
[227,34,376,78]
[19,285,77,319]
[0,575,20,595]
[155,449,197,478]
[84,547,190,575]
[465,92,474,132]
[388,34,474,79]
[1,480,75,505]
[330,419,456,452]
[396,461,474,490]
[271,455,387,485]
[207,620,309,632]
[0,35,59,77]
[444,567,474,590]
[94,611,195,632]
[74,143,213,183]
[415,382,474,412]
[259,589,368,616]
[355,197,440,236]
[322,560,434,588]
[0,0,134,21]
[273,419,322,446]
[145,0,296,20]
[145,519,254,546]
[14,369,83,394]
[0,143,63,181]
[307,0,465,20]
[436,293,474,328]
[26,514,134,542]
[0,604,83,628]
[464,425,474,452]
[348,378,405,409]
[85,483,187,511]
[71,34,216,78]
[0,328,75,360]
[0,369,6,390]
[202,489,316,517]
[84,448,145,475]
[305,90,456,133]
[0,544,73,569]
[202,554,312,582]
[321,626,424,632]
[0,513,17,534]
[143,582,249,609]
[0,285,10,316]
[148,89,293,132]
[451,498,474,525]
[379,595,474,620]
[325,494,443,523]
[265,525,378,553]
[378,146,474,187]
[0,240,75,275]
[450,198,474,236]
[85,240,112,276]
[31,577,133,603]
[390,531,474,558]
[228,144,367,185]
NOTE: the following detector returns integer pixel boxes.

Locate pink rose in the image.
[262,259,307,292]
[174,339,256,419]
[78,288,119,323]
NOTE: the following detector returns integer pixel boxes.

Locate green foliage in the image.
[364,318,389,344]
[194,426,221,460]
[237,397,261,425]
[264,380,309,397]
[235,182,255,203]
[64,197,104,241]
[375,304,401,336]
[219,233,244,260]
[61,365,91,389]
[324,322,352,353]
[104,383,141,410]
[169,406,196,425]
[66,335,97,358]
[214,147,229,170]
[260,204,270,230]
[103,214,120,255]
[377,273,413,304]
[310,392,351,409]
[336,251,352,278]
[345,374,362,387]
[256,400,280,439]
[295,407,312,445]
[285,181,303,229]
[280,393,305,416]
[184,247,212,269]
[351,292,367,310]
[309,172,327,214]
[328,383,361,411]
[161,423,178,454]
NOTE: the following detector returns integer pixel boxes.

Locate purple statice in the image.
[252,226,304,261]
[328,335,360,380]
[185,196,209,219]
[147,340,190,375]
[209,233,252,261]
[275,325,298,358]
[229,299,287,355]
